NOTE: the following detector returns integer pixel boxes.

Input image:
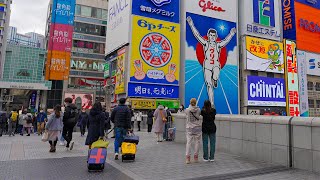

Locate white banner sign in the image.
[186,0,237,22]
[297,50,309,117]
[306,52,320,76]
[239,0,281,41]
[106,0,132,54]
[0,81,51,90]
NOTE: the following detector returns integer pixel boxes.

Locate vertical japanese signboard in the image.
[297,50,309,117]
[45,0,75,80]
[284,40,300,116]
[115,48,126,95]
[128,0,180,99]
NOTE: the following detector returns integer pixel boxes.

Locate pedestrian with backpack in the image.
[36,109,47,135]
[8,109,18,136]
[24,112,33,136]
[62,97,79,150]
[77,109,89,137]
[185,98,201,164]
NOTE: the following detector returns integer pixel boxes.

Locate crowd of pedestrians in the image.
[0,97,217,165]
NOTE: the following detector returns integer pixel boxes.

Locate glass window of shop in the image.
[73,40,105,54]
[316,100,320,108]
[68,77,104,89]
[308,82,314,91]
[309,99,315,108]
[316,83,320,91]
[75,4,81,15]
[74,22,106,36]
[81,6,92,17]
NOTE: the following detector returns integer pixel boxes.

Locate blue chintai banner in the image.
[247,76,286,107]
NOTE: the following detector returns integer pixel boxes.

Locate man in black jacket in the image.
[110,98,131,160]
[62,97,78,150]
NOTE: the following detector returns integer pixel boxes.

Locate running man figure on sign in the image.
[187,16,236,106]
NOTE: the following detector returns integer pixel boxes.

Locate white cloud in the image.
[226,46,238,65]
[185,42,198,61]
[10,0,50,35]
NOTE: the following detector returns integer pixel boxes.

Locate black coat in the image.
[201,108,217,134]
[110,105,131,129]
[147,111,154,125]
[85,108,105,145]
[77,112,89,127]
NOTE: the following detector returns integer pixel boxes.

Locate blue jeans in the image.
[202,133,216,160]
[114,127,127,153]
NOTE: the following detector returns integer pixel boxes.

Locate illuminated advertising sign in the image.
[282,0,297,40]
[297,50,309,117]
[284,40,300,116]
[185,0,239,114]
[46,0,75,80]
[247,76,286,107]
[241,0,281,40]
[246,36,284,73]
[295,2,320,53]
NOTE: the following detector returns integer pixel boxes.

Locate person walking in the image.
[0,112,6,137]
[136,110,142,131]
[153,105,167,142]
[201,100,217,162]
[36,109,47,135]
[18,110,27,135]
[177,105,185,114]
[62,97,78,150]
[147,109,154,133]
[24,112,33,136]
[45,105,63,153]
[185,98,201,164]
[110,98,131,160]
[85,102,105,149]
[8,109,18,136]
[103,108,111,138]
[130,107,135,131]
[77,109,89,137]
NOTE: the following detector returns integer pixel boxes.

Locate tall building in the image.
[45,0,108,109]
[0,0,12,79]
[8,26,45,49]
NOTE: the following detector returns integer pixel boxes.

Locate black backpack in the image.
[26,115,33,124]
[66,107,79,126]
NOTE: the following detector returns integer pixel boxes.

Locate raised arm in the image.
[219,27,236,48]
[187,16,207,46]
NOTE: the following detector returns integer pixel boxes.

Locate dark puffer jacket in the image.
[85,107,105,145]
[201,108,217,134]
[110,105,131,129]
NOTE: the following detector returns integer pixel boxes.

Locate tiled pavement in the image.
[0,131,319,180]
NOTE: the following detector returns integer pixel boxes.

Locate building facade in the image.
[45,0,108,109]
[8,26,45,49]
[0,0,11,79]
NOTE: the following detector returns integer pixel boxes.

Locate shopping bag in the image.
[41,131,49,142]
[91,139,110,149]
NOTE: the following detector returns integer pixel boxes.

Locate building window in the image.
[251,71,258,76]
[74,22,106,37]
[316,83,320,91]
[316,100,320,108]
[96,9,102,19]
[81,6,92,17]
[308,81,314,91]
[73,40,105,54]
[75,4,81,15]
[267,72,274,78]
[309,99,315,108]
[102,10,108,20]
[91,7,97,18]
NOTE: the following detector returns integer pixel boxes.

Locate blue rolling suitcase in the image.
[87,148,107,172]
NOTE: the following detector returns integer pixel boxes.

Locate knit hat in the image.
[190,98,197,106]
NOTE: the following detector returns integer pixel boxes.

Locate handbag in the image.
[160,110,167,122]
[41,131,49,142]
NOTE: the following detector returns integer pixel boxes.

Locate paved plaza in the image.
[0,131,319,180]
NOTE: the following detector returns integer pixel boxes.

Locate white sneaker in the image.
[210,159,215,162]
[203,158,209,162]
[114,153,119,160]
[59,142,65,146]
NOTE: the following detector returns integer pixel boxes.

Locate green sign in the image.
[156,100,180,109]
[104,63,110,78]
